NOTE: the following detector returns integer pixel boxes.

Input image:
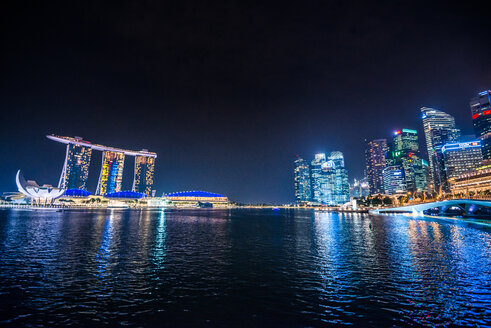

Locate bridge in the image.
[369,199,491,217]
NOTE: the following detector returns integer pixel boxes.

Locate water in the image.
[1,208,491,327]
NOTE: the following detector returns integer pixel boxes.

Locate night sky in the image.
[1,1,490,203]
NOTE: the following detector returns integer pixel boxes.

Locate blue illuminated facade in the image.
[442,141,483,180]
[165,191,225,197]
[105,191,148,199]
[300,152,349,205]
[64,189,92,197]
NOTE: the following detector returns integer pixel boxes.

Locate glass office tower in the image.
[328,151,349,204]
[59,143,92,190]
[421,107,461,192]
[470,90,491,161]
[96,151,125,195]
[294,156,312,203]
[442,141,483,180]
[365,139,387,195]
[310,153,328,204]
[133,155,156,195]
[389,129,427,192]
[382,165,406,195]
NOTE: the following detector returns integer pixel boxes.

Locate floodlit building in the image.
[294,156,311,203]
[382,165,406,195]
[58,139,92,190]
[350,178,370,198]
[15,170,65,204]
[470,90,491,160]
[97,151,125,195]
[449,162,491,195]
[421,107,461,192]
[133,155,155,195]
[442,141,483,180]
[164,191,229,208]
[365,139,387,195]
[307,152,349,205]
[47,135,157,196]
[387,129,428,192]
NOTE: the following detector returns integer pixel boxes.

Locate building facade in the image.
[47,135,157,196]
[365,139,387,194]
[470,90,491,160]
[388,129,428,193]
[294,156,311,203]
[442,141,483,180]
[96,151,125,195]
[133,155,156,195]
[382,165,406,195]
[421,107,461,192]
[59,142,92,190]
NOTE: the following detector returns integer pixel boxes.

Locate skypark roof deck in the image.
[47,135,157,157]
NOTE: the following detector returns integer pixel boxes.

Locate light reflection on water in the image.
[0,208,490,327]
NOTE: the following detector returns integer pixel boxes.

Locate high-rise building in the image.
[421,107,461,192]
[470,90,491,160]
[393,129,418,153]
[328,151,349,204]
[390,128,428,192]
[58,142,92,190]
[442,141,483,180]
[349,178,370,198]
[382,165,406,195]
[133,155,156,195]
[307,152,349,205]
[365,139,387,194]
[96,151,125,195]
[310,153,328,204]
[294,156,311,203]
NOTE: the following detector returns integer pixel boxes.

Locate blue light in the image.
[105,191,148,199]
[64,189,92,197]
[165,191,224,198]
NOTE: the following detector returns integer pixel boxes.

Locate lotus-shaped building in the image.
[16,170,65,203]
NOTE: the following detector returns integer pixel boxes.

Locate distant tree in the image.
[383,197,392,205]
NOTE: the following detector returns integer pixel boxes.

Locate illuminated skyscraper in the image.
[58,142,92,190]
[382,165,406,195]
[442,141,483,180]
[310,153,328,204]
[133,155,156,195]
[365,139,387,194]
[470,90,491,160]
[96,151,125,195]
[421,107,461,191]
[294,156,311,203]
[308,152,349,205]
[47,135,157,195]
[389,129,427,192]
[328,151,349,204]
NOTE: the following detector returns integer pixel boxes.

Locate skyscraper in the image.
[328,151,349,204]
[470,90,491,160]
[307,152,349,205]
[59,142,92,190]
[310,153,328,204]
[389,129,427,192]
[382,165,406,195]
[365,139,387,194]
[96,151,125,195]
[442,141,483,180]
[421,107,461,192]
[133,155,156,195]
[293,156,311,203]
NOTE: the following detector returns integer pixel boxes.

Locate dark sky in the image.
[0,1,490,203]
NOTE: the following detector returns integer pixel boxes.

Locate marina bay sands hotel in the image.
[47,135,156,196]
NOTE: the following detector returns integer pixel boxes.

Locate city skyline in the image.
[0,1,490,203]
